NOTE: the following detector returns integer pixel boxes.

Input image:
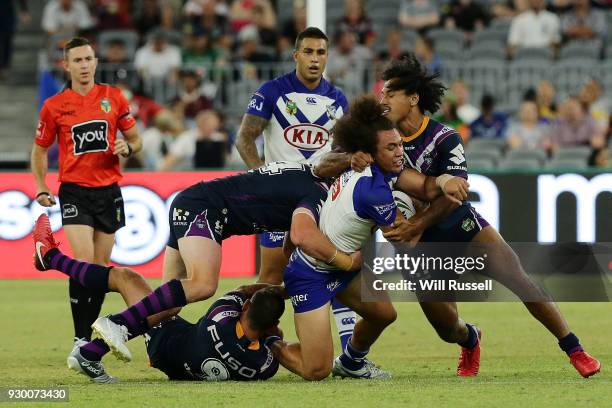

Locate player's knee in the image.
[368,304,397,328]
[109,267,145,289]
[380,306,398,327]
[186,280,217,302]
[302,364,331,381]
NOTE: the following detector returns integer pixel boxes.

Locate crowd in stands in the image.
[29,0,612,170]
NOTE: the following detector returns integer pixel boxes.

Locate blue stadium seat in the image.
[513,47,553,61]
[467,138,507,152]
[559,40,601,60]
[436,42,463,61]
[498,157,542,170]
[462,58,507,105]
[545,158,588,170]
[507,59,548,106]
[466,149,503,165]
[553,59,600,97]
[472,27,508,45]
[505,148,547,164]
[553,146,592,161]
[467,41,506,61]
[427,28,464,47]
[469,157,497,170]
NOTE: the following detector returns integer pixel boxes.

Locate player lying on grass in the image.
[35,218,285,383]
[271,95,441,380]
[34,161,466,370]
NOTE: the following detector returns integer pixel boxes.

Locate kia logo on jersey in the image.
[71,120,109,155]
[283,124,329,151]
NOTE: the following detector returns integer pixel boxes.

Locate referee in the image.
[30,37,142,362]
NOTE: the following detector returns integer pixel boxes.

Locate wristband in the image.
[35,192,51,199]
[331,252,354,271]
[327,249,338,264]
[435,174,454,191]
[122,143,133,158]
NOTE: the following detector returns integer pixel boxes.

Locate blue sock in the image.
[558,332,583,356]
[339,337,369,371]
[331,298,356,351]
[458,323,479,349]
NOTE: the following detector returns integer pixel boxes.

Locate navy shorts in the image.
[284,251,358,313]
[145,316,192,380]
[259,231,286,248]
[167,183,227,249]
[421,205,489,243]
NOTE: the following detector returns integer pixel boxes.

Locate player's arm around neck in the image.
[236,113,267,168]
[314,149,373,179]
[313,150,351,178]
[290,209,359,271]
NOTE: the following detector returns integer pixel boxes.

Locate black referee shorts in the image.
[58,182,125,234]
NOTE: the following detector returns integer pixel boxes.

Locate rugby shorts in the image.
[283,251,358,313]
[58,182,125,234]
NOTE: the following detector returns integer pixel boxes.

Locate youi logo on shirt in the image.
[283,123,329,151]
[71,119,109,155]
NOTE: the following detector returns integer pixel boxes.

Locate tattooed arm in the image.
[236,113,268,169]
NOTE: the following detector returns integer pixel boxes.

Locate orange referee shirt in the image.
[35,83,137,187]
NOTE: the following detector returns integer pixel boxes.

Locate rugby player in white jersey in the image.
[236,27,358,351]
[270,96,468,380]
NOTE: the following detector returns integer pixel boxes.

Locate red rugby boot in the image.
[33,213,59,271]
[570,351,601,378]
[457,329,481,377]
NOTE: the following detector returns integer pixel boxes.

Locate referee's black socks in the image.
[69,279,106,341]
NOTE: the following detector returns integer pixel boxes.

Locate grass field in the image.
[1,278,610,408]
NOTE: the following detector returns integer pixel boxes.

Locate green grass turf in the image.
[0,278,610,408]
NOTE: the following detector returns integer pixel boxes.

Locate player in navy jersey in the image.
[376,55,600,378]
[33,162,364,368]
[272,96,469,381]
[235,27,358,351]
[144,284,284,382]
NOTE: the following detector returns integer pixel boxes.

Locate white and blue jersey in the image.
[245,71,348,165]
[284,164,398,313]
[246,70,348,248]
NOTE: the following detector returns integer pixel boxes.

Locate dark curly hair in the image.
[382,53,446,114]
[332,95,394,155]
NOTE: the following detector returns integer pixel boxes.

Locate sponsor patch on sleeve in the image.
[373,203,396,221]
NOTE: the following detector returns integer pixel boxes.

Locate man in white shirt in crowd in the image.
[507,0,560,57]
[134,30,182,84]
[42,0,94,35]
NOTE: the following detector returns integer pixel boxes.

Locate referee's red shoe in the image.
[33,213,59,271]
[570,351,600,378]
[457,329,481,377]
